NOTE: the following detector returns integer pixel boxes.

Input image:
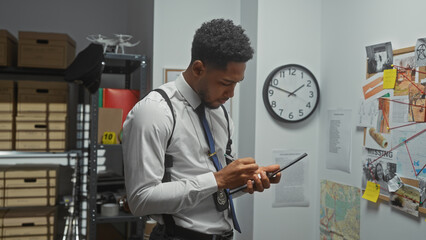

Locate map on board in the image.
[320,180,361,240]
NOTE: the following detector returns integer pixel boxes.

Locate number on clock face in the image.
[263,64,319,122]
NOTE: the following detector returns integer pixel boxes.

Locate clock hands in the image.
[270,85,293,95]
[270,84,305,98]
[288,84,305,97]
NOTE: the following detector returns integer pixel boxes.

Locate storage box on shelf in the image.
[0,30,17,67]
[0,80,15,150]
[0,164,73,207]
[16,80,68,152]
[2,207,58,240]
[18,31,76,69]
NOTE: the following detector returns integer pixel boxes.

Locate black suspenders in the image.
[151,88,233,235]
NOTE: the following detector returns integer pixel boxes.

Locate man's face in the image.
[197,61,246,109]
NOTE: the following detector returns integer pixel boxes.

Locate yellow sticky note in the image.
[102,131,117,144]
[362,181,380,203]
[383,69,397,89]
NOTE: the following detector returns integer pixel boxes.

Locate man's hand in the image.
[213,158,259,190]
[245,164,281,194]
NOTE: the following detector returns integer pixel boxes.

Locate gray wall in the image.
[0,0,128,53]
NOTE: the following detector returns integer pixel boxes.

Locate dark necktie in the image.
[196,104,241,233]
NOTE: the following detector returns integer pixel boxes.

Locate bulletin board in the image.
[360,43,426,217]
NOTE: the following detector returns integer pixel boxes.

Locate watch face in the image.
[263,64,320,122]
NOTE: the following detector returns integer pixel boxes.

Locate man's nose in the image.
[225,86,235,98]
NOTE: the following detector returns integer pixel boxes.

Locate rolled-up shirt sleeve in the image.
[122,93,218,217]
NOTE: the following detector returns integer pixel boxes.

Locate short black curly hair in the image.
[191,18,254,69]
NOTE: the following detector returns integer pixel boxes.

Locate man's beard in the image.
[199,91,220,109]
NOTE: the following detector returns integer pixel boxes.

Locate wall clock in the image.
[262,64,320,122]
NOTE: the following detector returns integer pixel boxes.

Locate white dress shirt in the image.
[122,73,236,234]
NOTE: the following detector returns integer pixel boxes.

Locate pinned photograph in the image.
[408,83,426,122]
[366,42,393,74]
[362,148,397,197]
[415,38,426,67]
[378,98,390,134]
[390,184,420,217]
[393,51,416,96]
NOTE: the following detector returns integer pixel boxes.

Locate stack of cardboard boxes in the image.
[0,81,14,150]
[0,30,17,67]
[0,164,72,207]
[0,30,76,239]
[16,81,68,152]
[1,207,57,240]
[0,30,76,152]
[0,164,72,239]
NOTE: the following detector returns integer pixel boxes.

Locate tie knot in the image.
[196,104,205,118]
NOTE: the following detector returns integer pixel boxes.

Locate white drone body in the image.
[114,34,140,54]
[86,34,117,53]
[87,34,140,54]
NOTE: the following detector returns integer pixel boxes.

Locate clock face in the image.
[262,64,320,122]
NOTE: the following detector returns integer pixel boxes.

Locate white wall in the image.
[320,0,426,238]
[152,0,241,89]
[253,0,321,239]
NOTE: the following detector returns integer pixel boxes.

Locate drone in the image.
[86,34,117,53]
[114,34,140,54]
[86,34,140,54]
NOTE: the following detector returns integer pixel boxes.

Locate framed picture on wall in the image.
[164,68,184,83]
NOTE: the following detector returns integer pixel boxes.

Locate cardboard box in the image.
[2,207,56,237]
[16,131,46,140]
[4,236,54,240]
[16,113,67,121]
[17,103,47,113]
[0,165,72,207]
[5,187,55,197]
[0,80,14,112]
[0,121,12,130]
[16,103,67,113]
[0,113,13,121]
[49,140,65,149]
[15,140,47,150]
[98,107,123,143]
[5,178,54,188]
[49,122,66,130]
[17,80,68,115]
[4,197,55,207]
[16,122,47,131]
[49,103,67,112]
[49,131,66,140]
[18,81,68,99]
[0,140,12,150]
[0,30,17,66]
[18,31,75,69]
[0,131,13,140]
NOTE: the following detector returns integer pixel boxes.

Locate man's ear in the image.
[192,60,205,77]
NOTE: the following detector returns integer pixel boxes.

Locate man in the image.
[123,19,281,240]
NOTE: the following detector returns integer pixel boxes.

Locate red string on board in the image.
[393,65,425,94]
[405,142,418,176]
[369,128,426,167]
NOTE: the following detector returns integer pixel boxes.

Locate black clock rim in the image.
[262,64,320,123]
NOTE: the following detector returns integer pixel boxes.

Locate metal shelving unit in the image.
[0,67,84,239]
[86,53,148,240]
